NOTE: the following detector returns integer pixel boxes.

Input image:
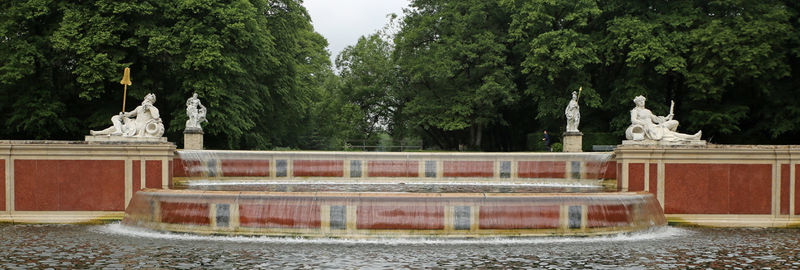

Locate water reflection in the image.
[1,223,798,269]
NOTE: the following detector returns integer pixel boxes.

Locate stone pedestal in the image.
[85,135,167,143]
[183,128,203,150]
[563,131,583,152]
[621,139,707,146]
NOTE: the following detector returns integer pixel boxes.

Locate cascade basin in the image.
[123,181,665,238]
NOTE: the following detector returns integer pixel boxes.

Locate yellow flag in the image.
[120,67,132,86]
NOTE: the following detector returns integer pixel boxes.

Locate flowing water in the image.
[124,151,664,237]
[1,223,798,269]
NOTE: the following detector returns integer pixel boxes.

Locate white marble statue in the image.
[90,93,165,137]
[185,93,207,131]
[565,91,580,133]
[625,95,701,142]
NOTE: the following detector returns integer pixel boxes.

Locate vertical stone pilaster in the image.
[125,160,132,208]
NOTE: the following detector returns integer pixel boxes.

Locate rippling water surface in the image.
[1,223,798,269]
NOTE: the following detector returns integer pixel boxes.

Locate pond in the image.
[1,223,798,269]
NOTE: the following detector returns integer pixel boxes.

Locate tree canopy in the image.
[2,0,799,150]
[1,0,332,149]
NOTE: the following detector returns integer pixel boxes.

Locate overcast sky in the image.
[304,0,411,66]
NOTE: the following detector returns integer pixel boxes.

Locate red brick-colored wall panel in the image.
[367,160,419,177]
[173,158,201,177]
[729,164,772,214]
[443,161,494,178]
[14,160,59,211]
[584,161,616,180]
[664,164,729,214]
[132,160,141,192]
[15,160,125,211]
[0,159,5,211]
[517,161,565,179]
[357,205,444,230]
[160,202,210,225]
[221,160,270,177]
[649,163,658,196]
[478,205,559,229]
[605,161,617,180]
[628,163,645,192]
[168,160,173,189]
[781,164,790,215]
[239,203,321,228]
[61,160,125,211]
[293,160,344,177]
[796,164,800,215]
[587,204,632,228]
[146,161,162,189]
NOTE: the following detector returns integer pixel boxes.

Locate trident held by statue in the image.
[120,67,132,112]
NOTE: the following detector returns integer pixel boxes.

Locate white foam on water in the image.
[95,223,689,245]
[184,180,602,188]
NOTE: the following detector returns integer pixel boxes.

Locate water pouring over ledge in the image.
[122,150,667,238]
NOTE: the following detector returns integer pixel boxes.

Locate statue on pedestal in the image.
[565,90,580,133]
[185,93,207,132]
[625,95,701,142]
[90,93,165,137]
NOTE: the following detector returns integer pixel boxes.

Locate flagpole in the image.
[120,67,132,112]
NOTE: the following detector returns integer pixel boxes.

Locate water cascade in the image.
[123,151,666,237]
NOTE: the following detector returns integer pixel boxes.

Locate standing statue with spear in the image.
[565,87,581,133]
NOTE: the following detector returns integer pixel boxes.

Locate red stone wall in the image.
[357,205,444,230]
[585,161,616,180]
[587,205,632,228]
[160,202,210,225]
[132,160,141,192]
[443,161,494,177]
[648,163,658,196]
[664,163,771,214]
[367,160,419,177]
[628,163,645,191]
[479,205,559,229]
[221,160,270,177]
[145,160,162,189]
[796,164,800,215]
[0,159,5,211]
[14,160,125,211]
[518,161,565,178]
[239,203,321,228]
[293,160,343,177]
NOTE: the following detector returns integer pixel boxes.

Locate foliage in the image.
[0,0,333,149]
[384,0,800,149]
[393,0,517,149]
[334,33,397,141]
[551,142,563,152]
[3,0,799,149]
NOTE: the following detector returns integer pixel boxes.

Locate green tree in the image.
[394,0,517,149]
[335,32,398,143]
[598,0,797,142]
[0,0,332,149]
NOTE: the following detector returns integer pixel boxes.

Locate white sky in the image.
[303,0,411,66]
